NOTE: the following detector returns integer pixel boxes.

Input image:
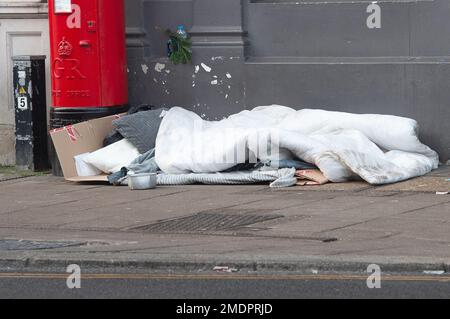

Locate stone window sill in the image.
[0,2,48,15]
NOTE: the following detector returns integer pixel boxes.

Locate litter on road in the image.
[213,266,239,273]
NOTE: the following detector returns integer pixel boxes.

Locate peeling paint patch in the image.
[165,69,171,74]
[226,73,232,79]
[141,64,149,75]
[201,63,212,73]
[155,63,166,73]
[211,56,224,61]
[195,65,200,74]
[211,80,218,85]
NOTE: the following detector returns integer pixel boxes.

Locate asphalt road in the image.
[0,273,449,299]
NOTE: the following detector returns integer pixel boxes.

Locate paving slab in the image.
[0,172,449,274]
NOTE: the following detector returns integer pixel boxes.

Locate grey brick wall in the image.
[125,0,450,161]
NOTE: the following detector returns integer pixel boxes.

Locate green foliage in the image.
[167,30,192,65]
[0,165,49,177]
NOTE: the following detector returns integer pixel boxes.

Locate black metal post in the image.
[13,56,50,171]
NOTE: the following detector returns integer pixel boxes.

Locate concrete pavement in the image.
[0,166,449,274]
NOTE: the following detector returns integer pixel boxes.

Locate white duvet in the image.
[155,105,439,184]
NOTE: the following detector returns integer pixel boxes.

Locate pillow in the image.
[83,139,140,174]
[74,153,103,177]
[112,108,168,154]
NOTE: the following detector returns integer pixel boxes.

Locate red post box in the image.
[48,0,128,127]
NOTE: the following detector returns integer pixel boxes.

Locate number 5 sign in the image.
[17,97,28,111]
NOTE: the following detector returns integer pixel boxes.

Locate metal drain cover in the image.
[132,213,283,233]
[0,240,84,251]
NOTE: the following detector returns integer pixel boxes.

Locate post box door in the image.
[49,0,101,108]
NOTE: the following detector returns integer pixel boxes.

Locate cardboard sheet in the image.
[50,114,123,182]
[296,169,329,186]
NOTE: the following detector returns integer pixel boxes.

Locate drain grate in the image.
[0,240,84,251]
[132,213,284,233]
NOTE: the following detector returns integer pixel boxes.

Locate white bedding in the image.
[155,105,439,185]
